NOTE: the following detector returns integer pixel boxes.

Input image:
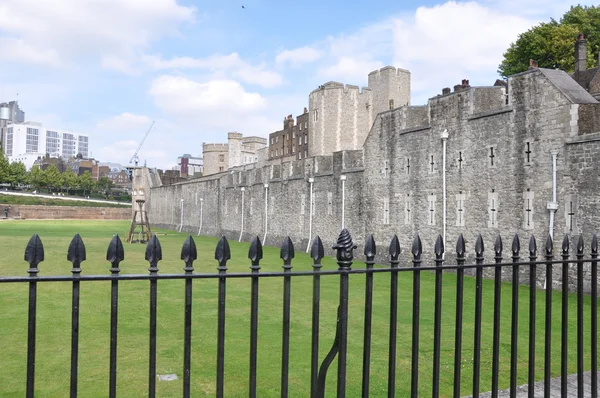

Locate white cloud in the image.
[97,112,154,131]
[275,47,322,66]
[0,0,195,66]
[142,53,284,88]
[0,38,62,67]
[101,56,140,76]
[318,57,383,83]
[149,76,267,115]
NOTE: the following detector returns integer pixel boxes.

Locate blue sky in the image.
[0,0,595,169]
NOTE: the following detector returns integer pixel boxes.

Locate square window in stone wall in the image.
[301,194,306,215]
[522,190,534,230]
[383,197,390,225]
[564,194,578,234]
[455,193,466,227]
[327,192,333,216]
[488,191,499,228]
[427,194,436,226]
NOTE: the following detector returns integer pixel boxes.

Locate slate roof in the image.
[539,68,598,104]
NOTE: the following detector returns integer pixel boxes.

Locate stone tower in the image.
[367,66,411,113]
[228,132,243,168]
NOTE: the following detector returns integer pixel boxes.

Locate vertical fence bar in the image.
[215,236,230,398]
[362,235,376,397]
[472,235,484,398]
[561,234,570,397]
[510,234,520,398]
[544,235,553,397]
[107,235,124,398]
[280,237,295,398]
[591,234,598,398]
[411,235,422,398]
[453,234,466,398]
[25,234,44,398]
[491,235,503,398]
[181,236,197,398]
[432,235,444,398]
[332,229,356,398]
[248,236,263,398]
[68,234,86,398]
[388,235,401,397]
[310,237,324,398]
[146,234,161,398]
[528,236,537,398]
[576,235,584,398]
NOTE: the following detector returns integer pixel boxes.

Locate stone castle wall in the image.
[140,68,600,293]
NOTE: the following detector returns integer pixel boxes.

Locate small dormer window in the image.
[389,99,394,109]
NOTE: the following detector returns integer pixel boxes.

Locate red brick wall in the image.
[2,204,131,220]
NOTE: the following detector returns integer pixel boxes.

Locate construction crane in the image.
[129,120,155,166]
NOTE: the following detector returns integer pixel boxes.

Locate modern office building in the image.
[4,122,89,170]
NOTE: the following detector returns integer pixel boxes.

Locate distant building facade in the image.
[203,133,267,176]
[177,154,203,177]
[4,121,89,170]
[268,108,310,161]
[0,101,25,149]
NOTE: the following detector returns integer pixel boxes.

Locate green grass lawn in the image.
[0,220,597,397]
[0,194,130,208]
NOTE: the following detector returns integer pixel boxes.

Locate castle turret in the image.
[367,66,411,113]
[228,132,243,168]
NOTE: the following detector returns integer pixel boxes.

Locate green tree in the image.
[498,5,600,77]
[45,165,62,192]
[30,165,47,191]
[62,170,78,194]
[8,162,28,187]
[0,151,10,183]
[78,171,95,196]
[97,176,114,198]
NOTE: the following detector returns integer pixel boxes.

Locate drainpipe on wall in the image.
[178,199,184,232]
[263,183,269,244]
[197,198,204,236]
[239,187,245,242]
[441,129,449,252]
[306,178,314,252]
[340,174,346,230]
[546,150,559,289]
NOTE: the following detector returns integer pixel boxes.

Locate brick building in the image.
[268,108,310,161]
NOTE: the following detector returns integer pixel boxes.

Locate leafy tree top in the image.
[498,5,600,78]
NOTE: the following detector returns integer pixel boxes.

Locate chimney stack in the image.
[303,107,308,114]
[575,33,587,73]
[442,87,451,95]
[529,59,538,69]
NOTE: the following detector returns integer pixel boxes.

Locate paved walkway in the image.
[0,190,130,206]
[463,372,599,397]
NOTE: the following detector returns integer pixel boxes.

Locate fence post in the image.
[215,236,230,398]
[248,236,263,398]
[362,234,376,397]
[472,234,484,397]
[432,235,444,398]
[453,234,465,398]
[591,234,598,398]
[310,236,324,398]
[491,235,503,398]
[528,235,537,395]
[181,235,197,398]
[561,234,570,396]
[411,234,422,398]
[280,237,295,397]
[576,235,584,398]
[25,234,44,398]
[107,234,124,398]
[145,234,161,398]
[544,235,553,395]
[68,234,86,398]
[332,228,356,398]
[510,234,520,397]
[388,235,401,396]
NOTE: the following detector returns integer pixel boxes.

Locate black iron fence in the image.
[0,229,598,397]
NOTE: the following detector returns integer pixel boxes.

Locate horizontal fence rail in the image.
[1,229,599,397]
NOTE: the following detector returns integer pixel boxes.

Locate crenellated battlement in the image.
[202,143,228,152]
